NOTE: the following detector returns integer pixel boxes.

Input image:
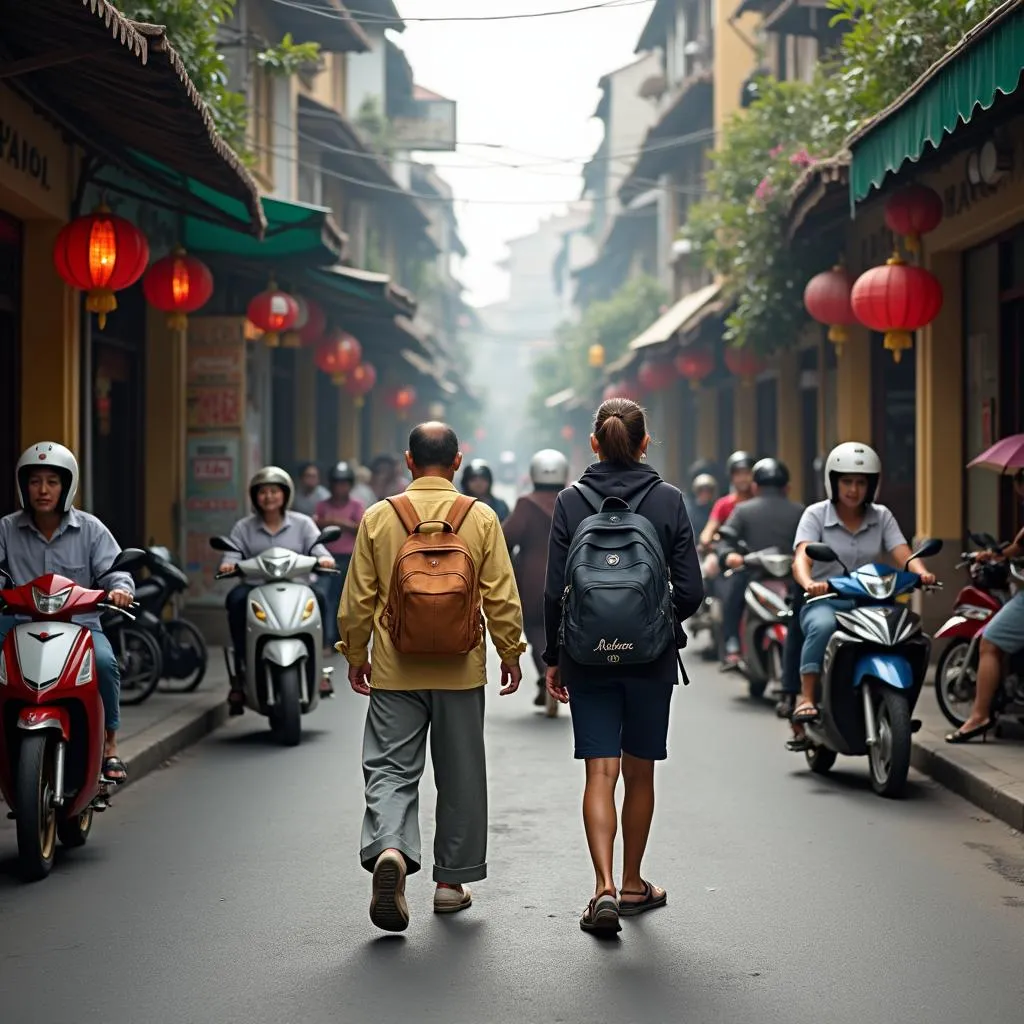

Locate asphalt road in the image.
[2,652,1024,1024]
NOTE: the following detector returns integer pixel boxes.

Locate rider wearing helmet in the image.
[698,451,755,553]
[314,462,367,667]
[685,472,718,538]
[788,443,935,746]
[503,450,569,708]
[218,467,335,712]
[717,458,805,671]
[0,443,135,784]
[461,459,510,522]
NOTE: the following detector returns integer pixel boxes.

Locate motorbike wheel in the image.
[869,688,912,798]
[15,733,57,881]
[805,744,837,775]
[159,619,209,693]
[117,626,164,706]
[57,807,94,848]
[934,639,975,728]
[269,665,302,747]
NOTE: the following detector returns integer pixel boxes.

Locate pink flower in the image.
[789,149,814,169]
[754,177,775,202]
[769,144,785,159]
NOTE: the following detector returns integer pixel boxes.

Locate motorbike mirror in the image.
[315,525,342,549]
[106,547,147,574]
[210,536,243,554]
[804,543,839,564]
[905,537,942,568]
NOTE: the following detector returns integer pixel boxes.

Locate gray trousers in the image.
[360,687,488,884]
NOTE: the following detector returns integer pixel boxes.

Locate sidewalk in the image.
[913,689,1024,831]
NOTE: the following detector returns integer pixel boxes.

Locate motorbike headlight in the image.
[33,585,72,614]
[76,649,93,686]
[250,600,267,622]
[301,598,316,622]
[858,573,896,599]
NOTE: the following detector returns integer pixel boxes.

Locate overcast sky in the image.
[394,0,655,308]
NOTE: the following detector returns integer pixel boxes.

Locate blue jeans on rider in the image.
[722,567,748,651]
[799,599,856,676]
[318,555,351,648]
[0,616,121,730]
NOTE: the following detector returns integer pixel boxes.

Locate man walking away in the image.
[338,422,525,932]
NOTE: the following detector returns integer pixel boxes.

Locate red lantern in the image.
[315,331,363,384]
[247,281,299,347]
[851,253,943,363]
[561,424,575,442]
[53,205,150,329]
[724,346,765,385]
[638,359,675,393]
[803,265,856,351]
[884,184,943,254]
[282,295,323,348]
[674,347,714,390]
[142,248,214,331]
[602,383,619,403]
[343,361,377,406]
[391,386,417,416]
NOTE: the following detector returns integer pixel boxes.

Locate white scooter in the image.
[210,527,341,746]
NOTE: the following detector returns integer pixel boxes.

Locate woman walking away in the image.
[543,398,703,936]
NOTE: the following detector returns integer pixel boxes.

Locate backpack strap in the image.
[386,495,423,535]
[574,477,662,515]
[572,481,603,514]
[446,495,477,533]
[630,476,662,514]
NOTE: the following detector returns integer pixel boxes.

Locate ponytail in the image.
[594,398,647,465]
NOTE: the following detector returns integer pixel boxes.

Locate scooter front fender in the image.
[852,654,913,691]
[933,614,986,640]
[17,706,71,741]
[261,638,309,667]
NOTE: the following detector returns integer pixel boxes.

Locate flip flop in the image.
[101,756,128,785]
[791,702,820,725]
[580,892,621,935]
[618,880,667,917]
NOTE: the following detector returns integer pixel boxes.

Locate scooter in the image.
[0,548,145,881]
[933,532,1024,731]
[210,527,340,747]
[797,538,942,798]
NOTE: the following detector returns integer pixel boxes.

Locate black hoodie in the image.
[543,461,703,683]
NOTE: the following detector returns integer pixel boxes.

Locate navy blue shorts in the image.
[567,677,675,761]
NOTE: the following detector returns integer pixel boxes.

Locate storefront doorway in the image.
[0,213,21,514]
[872,337,917,538]
[998,297,1024,536]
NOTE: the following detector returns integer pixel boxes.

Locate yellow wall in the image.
[695,385,718,463]
[734,381,757,451]
[713,10,758,133]
[776,348,803,499]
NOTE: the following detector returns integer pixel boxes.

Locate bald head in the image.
[407,421,461,478]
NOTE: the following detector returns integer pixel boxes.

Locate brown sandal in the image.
[619,880,667,916]
[580,890,621,935]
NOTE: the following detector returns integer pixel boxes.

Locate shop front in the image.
[0,214,21,512]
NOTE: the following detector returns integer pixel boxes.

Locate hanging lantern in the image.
[588,343,605,368]
[602,382,619,403]
[884,184,943,254]
[282,295,309,348]
[53,204,150,329]
[315,331,363,384]
[297,297,326,347]
[561,424,575,442]
[638,358,675,393]
[674,347,714,390]
[804,265,856,352]
[724,346,765,386]
[390,385,417,418]
[142,248,214,331]
[851,253,943,363]
[246,280,299,347]
[343,361,377,407]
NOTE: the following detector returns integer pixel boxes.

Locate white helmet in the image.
[824,442,881,503]
[16,442,79,512]
[249,466,294,512]
[529,449,569,487]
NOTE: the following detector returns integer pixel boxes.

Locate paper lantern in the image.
[588,343,605,368]
[247,282,299,347]
[296,297,326,347]
[53,205,150,329]
[392,386,417,415]
[674,348,714,390]
[561,424,575,442]
[343,361,377,406]
[638,359,675,393]
[851,253,943,362]
[724,346,765,385]
[282,295,319,348]
[315,332,363,384]
[884,185,943,254]
[142,248,213,331]
[804,265,856,351]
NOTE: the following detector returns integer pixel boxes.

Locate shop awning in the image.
[272,0,371,53]
[628,282,721,352]
[763,0,835,38]
[545,387,576,409]
[0,0,263,234]
[307,265,417,319]
[848,0,1024,205]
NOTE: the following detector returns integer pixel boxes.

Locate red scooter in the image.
[933,532,1024,730]
[0,549,143,881]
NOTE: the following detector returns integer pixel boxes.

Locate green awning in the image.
[307,265,416,319]
[848,1,1024,205]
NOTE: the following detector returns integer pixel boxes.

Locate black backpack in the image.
[560,478,684,676]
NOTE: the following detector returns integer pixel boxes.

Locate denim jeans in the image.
[0,616,121,730]
[722,568,748,649]
[319,555,351,648]
[798,599,856,676]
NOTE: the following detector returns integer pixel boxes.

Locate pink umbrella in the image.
[967,434,1024,473]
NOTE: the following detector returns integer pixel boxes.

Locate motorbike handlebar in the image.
[215,569,241,581]
[98,602,137,621]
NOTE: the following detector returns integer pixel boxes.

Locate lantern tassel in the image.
[167,312,188,333]
[264,332,280,348]
[282,332,301,348]
[87,289,117,330]
[904,233,921,255]
[827,323,848,346]
[883,330,913,363]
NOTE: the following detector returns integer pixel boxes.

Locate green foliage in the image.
[685,0,1004,355]
[255,33,322,77]
[355,96,395,158]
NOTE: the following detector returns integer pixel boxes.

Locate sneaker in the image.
[433,884,473,915]
[370,850,410,932]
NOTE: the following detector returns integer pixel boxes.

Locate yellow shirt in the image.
[337,476,526,690]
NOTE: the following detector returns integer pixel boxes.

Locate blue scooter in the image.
[799,538,942,797]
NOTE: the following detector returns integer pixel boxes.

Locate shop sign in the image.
[0,86,66,216]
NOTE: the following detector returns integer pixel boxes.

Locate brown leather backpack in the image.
[382,493,484,657]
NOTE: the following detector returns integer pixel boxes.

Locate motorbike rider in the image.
[0,443,134,785]
[461,459,510,522]
[717,458,804,671]
[685,473,718,538]
[788,443,935,747]
[502,449,568,707]
[945,517,1024,743]
[699,451,755,560]
[217,467,335,714]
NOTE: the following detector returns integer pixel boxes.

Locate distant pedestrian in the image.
[369,454,408,502]
[543,398,702,936]
[293,462,330,516]
[338,421,525,932]
[351,465,378,508]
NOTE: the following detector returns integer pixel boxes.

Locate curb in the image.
[911,738,1024,831]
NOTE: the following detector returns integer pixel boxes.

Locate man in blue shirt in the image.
[0,443,134,784]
